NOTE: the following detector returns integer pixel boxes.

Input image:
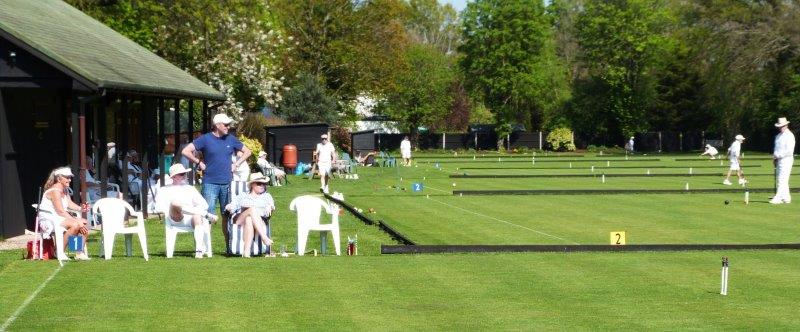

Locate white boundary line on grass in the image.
[1,264,63,331]
[424,185,580,245]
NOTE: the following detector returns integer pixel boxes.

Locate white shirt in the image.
[728,141,741,160]
[400,139,411,152]
[232,154,250,181]
[256,156,272,170]
[628,139,634,149]
[315,142,336,165]
[704,146,718,156]
[774,129,796,160]
[155,184,208,215]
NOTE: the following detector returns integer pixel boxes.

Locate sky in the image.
[440,0,468,12]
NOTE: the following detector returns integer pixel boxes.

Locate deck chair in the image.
[92,198,148,260]
[226,181,272,256]
[379,151,397,167]
[289,194,342,256]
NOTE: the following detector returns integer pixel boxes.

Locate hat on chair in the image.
[775,117,790,127]
[168,164,191,178]
[248,172,270,185]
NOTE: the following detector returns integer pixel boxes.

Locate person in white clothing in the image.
[700,144,719,159]
[256,151,285,185]
[771,117,795,204]
[232,150,250,181]
[224,173,275,257]
[400,136,412,166]
[723,135,747,186]
[156,164,219,258]
[625,136,635,154]
[38,167,90,260]
[314,134,337,193]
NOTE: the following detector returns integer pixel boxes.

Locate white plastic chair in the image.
[165,217,212,258]
[31,204,79,261]
[289,194,342,256]
[91,198,149,261]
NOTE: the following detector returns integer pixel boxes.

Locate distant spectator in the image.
[771,117,795,204]
[625,136,635,154]
[256,151,285,186]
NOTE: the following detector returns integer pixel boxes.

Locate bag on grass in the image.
[26,238,55,260]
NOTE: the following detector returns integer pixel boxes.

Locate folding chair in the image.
[226,181,272,256]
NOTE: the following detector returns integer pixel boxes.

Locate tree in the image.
[272,0,408,102]
[571,0,671,143]
[384,44,456,144]
[69,0,289,121]
[460,0,568,148]
[276,73,339,124]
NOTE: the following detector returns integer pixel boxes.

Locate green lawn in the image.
[2,151,799,330]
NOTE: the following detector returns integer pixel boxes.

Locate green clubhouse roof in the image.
[0,0,225,100]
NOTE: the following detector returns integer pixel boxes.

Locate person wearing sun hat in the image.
[256,150,285,186]
[771,117,795,204]
[723,134,747,186]
[155,164,219,258]
[700,144,719,159]
[224,172,275,257]
[38,166,91,260]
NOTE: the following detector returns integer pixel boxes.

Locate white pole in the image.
[689,167,693,175]
[569,162,572,168]
[647,169,650,175]
[607,161,610,167]
[720,257,729,295]
[602,174,605,183]
[442,133,446,150]
[591,166,594,173]
[744,190,749,205]
[685,182,689,191]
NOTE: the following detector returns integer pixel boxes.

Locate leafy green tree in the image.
[460,0,568,148]
[384,44,456,144]
[272,0,408,102]
[276,73,340,124]
[571,0,671,143]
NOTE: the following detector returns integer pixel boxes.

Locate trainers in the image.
[739,179,747,185]
[722,180,732,186]
[205,213,219,223]
[769,199,784,205]
[195,251,204,258]
[75,252,91,261]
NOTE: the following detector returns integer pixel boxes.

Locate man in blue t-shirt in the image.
[182,113,251,242]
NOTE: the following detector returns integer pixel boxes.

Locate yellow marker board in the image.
[610,231,626,245]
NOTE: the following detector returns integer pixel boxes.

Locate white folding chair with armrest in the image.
[92,198,148,260]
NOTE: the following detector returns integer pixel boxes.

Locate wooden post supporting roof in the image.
[173,98,180,165]
[120,96,129,200]
[158,98,165,186]
[187,99,194,185]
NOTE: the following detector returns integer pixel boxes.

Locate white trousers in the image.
[775,158,794,202]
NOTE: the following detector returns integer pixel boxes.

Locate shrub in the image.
[237,113,270,144]
[546,127,576,151]
[239,135,263,166]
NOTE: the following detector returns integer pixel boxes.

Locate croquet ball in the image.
[724,200,730,205]
[368,208,375,213]
[357,208,363,213]
[452,183,456,187]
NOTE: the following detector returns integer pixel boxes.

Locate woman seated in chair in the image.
[155,164,218,258]
[39,167,91,260]
[225,173,274,257]
[256,151,285,186]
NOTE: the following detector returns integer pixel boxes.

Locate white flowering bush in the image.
[155,4,289,121]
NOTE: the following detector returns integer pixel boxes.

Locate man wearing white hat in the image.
[723,135,747,186]
[771,117,795,204]
[182,113,251,242]
[155,164,218,258]
[313,134,337,194]
[700,144,719,159]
